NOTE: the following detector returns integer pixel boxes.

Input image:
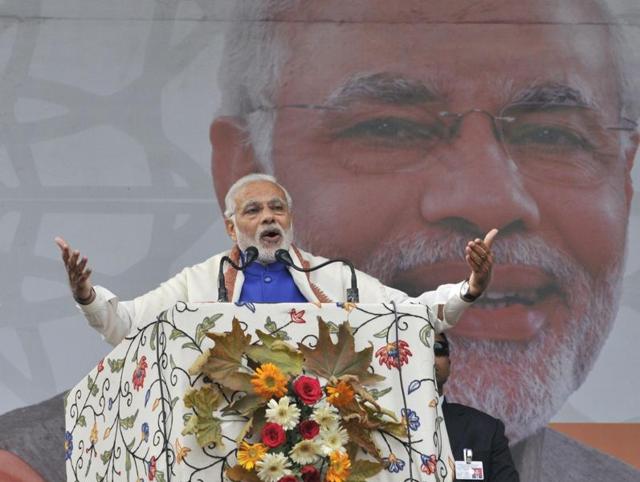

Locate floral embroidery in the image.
[289,308,306,324]
[401,408,420,431]
[141,422,149,442]
[421,453,437,475]
[375,340,412,369]
[132,356,148,391]
[384,453,406,473]
[148,455,157,480]
[64,431,73,460]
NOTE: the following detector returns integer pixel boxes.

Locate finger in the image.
[54,237,68,251]
[77,256,88,272]
[483,228,499,248]
[79,269,92,282]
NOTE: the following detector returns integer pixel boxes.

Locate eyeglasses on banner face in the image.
[249,102,636,186]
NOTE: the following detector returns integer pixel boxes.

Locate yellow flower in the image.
[175,438,191,464]
[326,450,351,482]
[90,422,98,445]
[326,380,354,408]
[251,363,289,399]
[237,441,267,470]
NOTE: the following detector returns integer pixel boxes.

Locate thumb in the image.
[483,228,499,248]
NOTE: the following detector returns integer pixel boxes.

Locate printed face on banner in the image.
[211,0,637,442]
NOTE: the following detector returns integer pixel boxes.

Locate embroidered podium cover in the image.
[64,302,454,481]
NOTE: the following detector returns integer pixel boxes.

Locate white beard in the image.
[236,222,294,264]
[301,229,623,443]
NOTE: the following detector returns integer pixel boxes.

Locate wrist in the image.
[460,279,480,302]
[74,287,96,305]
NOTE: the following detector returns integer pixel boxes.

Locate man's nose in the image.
[420,116,540,235]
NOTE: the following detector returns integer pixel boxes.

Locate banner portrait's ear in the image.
[624,131,638,206]
[210,116,261,211]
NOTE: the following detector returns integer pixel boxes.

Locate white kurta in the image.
[78,246,472,345]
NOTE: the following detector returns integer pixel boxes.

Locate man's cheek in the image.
[544,187,627,277]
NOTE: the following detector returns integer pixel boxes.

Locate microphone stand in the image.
[275,249,359,302]
[218,247,259,302]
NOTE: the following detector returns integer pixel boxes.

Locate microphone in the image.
[275,249,359,302]
[218,246,259,302]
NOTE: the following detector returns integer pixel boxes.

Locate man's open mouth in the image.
[392,263,567,341]
[259,228,283,245]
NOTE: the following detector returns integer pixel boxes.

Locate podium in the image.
[64,302,455,481]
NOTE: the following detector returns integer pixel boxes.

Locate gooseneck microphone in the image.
[217,246,259,302]
[275,249,359,302]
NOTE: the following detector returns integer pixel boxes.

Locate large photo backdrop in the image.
[1,0,639,480]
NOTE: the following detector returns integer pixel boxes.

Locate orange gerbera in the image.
[326,380,355,408]
[251,363,289,399]
[326,451,351,482]
[237,441,267,470]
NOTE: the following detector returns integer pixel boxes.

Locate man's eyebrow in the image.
[326,72,444,107]
[510,82,593,108]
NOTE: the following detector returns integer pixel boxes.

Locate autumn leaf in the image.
[345,459,384,481]
[341,418,382,461]
[226,465,261,482]
[194,318,253,392]
[245,331,303,376]
[298,318,384,384]
[182,386,224,448]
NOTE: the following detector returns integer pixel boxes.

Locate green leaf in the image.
[181,341,200,351]
[264,317,277,333]
[372,326,390,339]
[195,314,223,345]
[169,328,187,340]
[369,386,392,400]
[194,319,254,392]
[419,323,432,348]
[107,358,126,373]
[169,355,176,370]
[346,459,384,481]
[298,318,384,384]
[100,450,112,465]
[156,471,166,482]
[171,396,179,409]
[120,410,139,430]
[326,321,339,334]
[245,331,303,376]
[77,415,86,427]
[150,322,158,350]
[125,450,131,474]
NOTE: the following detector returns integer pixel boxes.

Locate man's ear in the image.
[224,217,237,243]
[210,116,261,210]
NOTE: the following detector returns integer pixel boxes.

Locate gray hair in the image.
[217,0,639,170]
[224,173,293,218]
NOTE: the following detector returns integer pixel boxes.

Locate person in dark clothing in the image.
[435,332,520,482]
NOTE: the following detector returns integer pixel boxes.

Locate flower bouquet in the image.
[183,318,407,482]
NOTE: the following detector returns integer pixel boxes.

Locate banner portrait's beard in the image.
[236,222,294,264]
[298,229,623,443]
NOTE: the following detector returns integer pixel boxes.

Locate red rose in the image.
[292,376,322,405]
[261,422,286,448]
[298,420,320,440]
[278,476,299,482]
[300,465,321,482]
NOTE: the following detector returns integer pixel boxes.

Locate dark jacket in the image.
[443,400,520,482]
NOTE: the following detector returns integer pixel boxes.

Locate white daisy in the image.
[256,452,291,482]
[310,402,339,430]
[289,439,322,465]
[265,396,301,430]
[319,425,349,455]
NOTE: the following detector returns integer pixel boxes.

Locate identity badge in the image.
[455,449,484,480]
[455,460,484,479]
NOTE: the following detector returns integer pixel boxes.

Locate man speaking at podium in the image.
[56,173,497,346]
